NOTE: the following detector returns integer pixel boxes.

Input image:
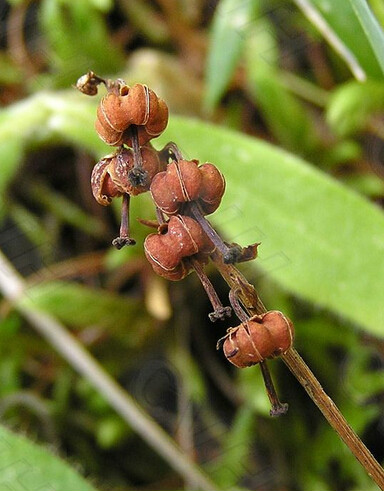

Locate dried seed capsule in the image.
[75,71,105,96]
[91,156,123,205]
[150,159,225,216]
[144,215,214,281]
[90,145,163,205]
[95,81,168,147]
[198,163,226,214]
[109,146,163,196]
[221,311,294,368]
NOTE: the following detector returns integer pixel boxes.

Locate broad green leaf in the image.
[0,91,106,212]
[326,80,384,136]
[293,0,383,79]
[18,281,151,345]
[156,117,384,337]
[0,425,98,491]
[204,0,260,111]
[349,0,384,75]
[0,95,52,219]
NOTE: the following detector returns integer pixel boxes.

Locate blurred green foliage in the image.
[0,0,384,490]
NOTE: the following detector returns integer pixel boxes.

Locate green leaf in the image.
[156,117,384,337]
[204,0,260,111]
[0,425,98,491]
[0,91,106,212]
[326,80,384,136]
[293,0,383,79]
[349,0,384,76]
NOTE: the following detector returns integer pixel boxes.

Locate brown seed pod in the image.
[221,311,294,368]
[198,163,226,214]
[150,160,225,216]
[91,156,123,205]
[90,145,163,205]
[95,81,168,147]
[144,215,214,281]
[108,145,163,196]
[75,71,105,96]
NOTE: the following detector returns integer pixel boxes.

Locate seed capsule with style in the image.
[95,81,168,147]
[150,159,225,216]
[220,311,294,368]
[91,145,163,205]
[144,215,214,281]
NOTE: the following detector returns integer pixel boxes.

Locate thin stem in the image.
[159,141,185,162]
[112,194,136,249]
[211,250,384,489]
[190,257,231,322]
[259,363,289,417]
[0,250,221,491]
[283,348,384,490]
[188,202,243,264]
[210,249,266,315]
[128,125,148,187]
[228,289,248,323]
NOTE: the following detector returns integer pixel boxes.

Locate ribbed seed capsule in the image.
[150,159,225,216]
[91,156,122,206]
[95,81,168,147]
[90,145,163,205]
[144,215,214,281]
[221,311,294,368]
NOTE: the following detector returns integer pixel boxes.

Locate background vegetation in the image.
[0,0,384,489]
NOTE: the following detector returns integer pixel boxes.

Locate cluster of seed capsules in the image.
[76,72,294,372]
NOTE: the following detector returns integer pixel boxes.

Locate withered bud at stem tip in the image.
[75,71,106,96]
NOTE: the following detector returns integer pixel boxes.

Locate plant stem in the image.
[211,250,384,490]
[188,202,243,264]
[159,141,185,163]
[190,257,231,322]
[283,348,384,490]
[0,249,221,491]
[112,193,136,249]
[128,125,149,187]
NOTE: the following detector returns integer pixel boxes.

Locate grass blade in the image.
[349,0,384,76]
[204,0,260,111]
